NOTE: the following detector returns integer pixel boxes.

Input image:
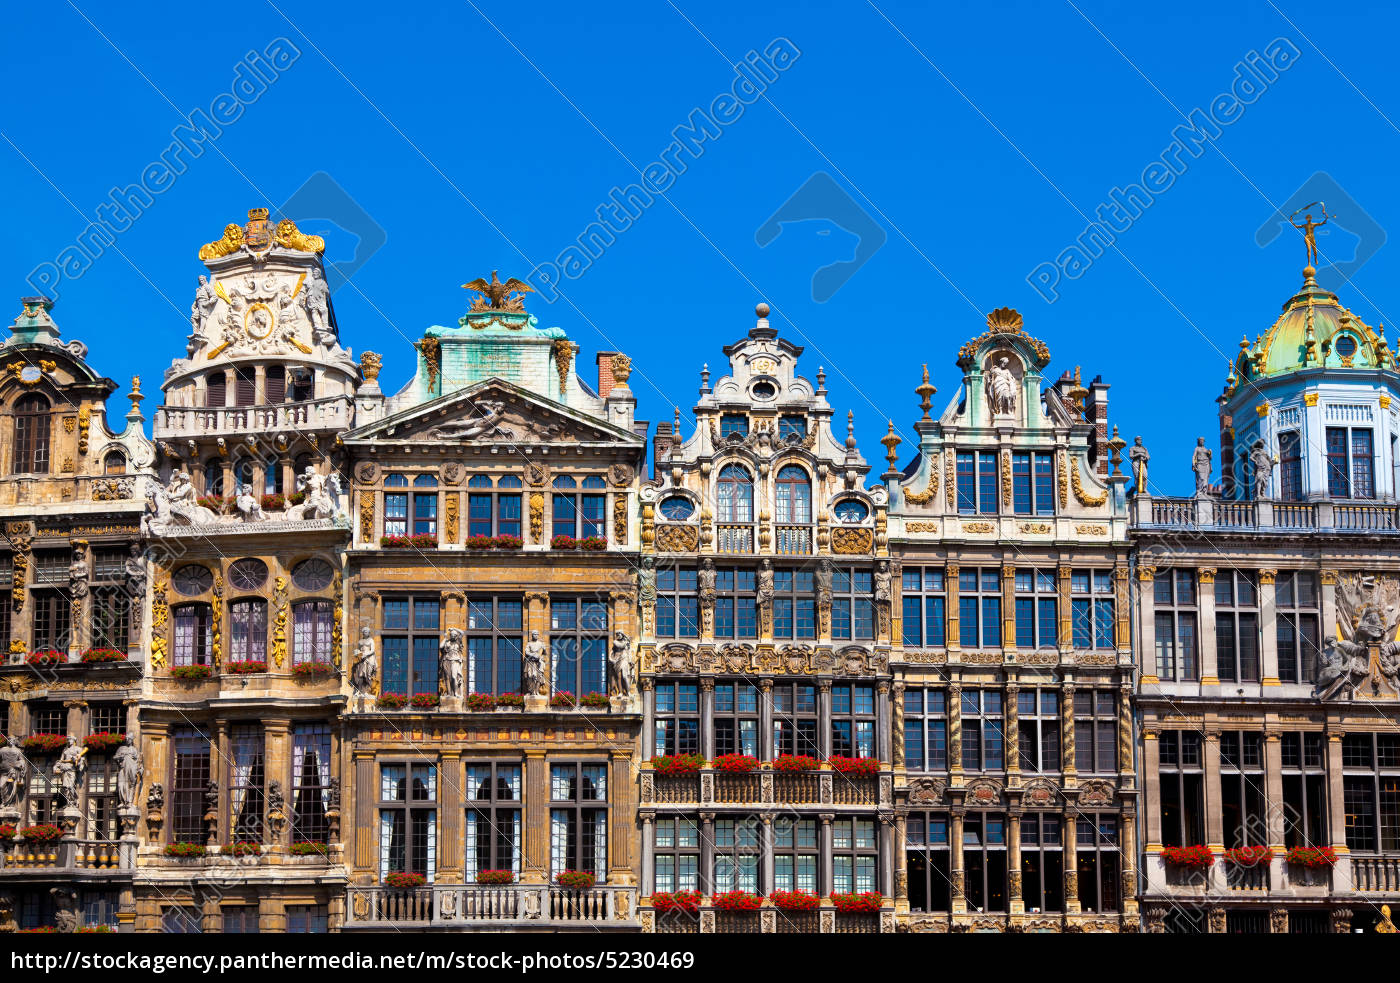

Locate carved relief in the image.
[831,527,873,555]
[655,525,699,552]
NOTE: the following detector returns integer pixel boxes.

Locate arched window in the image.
[384,474,409,537]
[12,394,51,474]
[292,599,334,665]
[413,474,438,537]
[172,603,213,666]
[229,599,268,663]
[716,465,754,522]
[203,460,224,497]
[775,465,812,523]
[103,451,127,475]
[263,461,283,496]
[552,475,604,540]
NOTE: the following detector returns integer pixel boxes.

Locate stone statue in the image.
[1129,436,1150,494]
[1192,438,1213,497]
[303,268,334,346]
[522,630,546,696]
[816,558,834,606]
[609,630,633,697]
[296,466,339,520]
[189,274,218,354]
[235,482,264,523]
[124,543,147,601]
[351,627,378,694]
[145,783,164,813]
[757,559,775,607]
[68,550,89,599]
[1249,439,1276,500]
[439,627,464,698]
[1317,573,1400,699]
[204,780,219,817]
[987,357,1017,416]
[51,888,78,934]
[431,400,511,441]
[637,556,657,605]
[0,736,26,811]
[698,558,717,604]
[54,737,88,807]
[114,737,143,809]
[150,469,219,528]
[874,560,892,604]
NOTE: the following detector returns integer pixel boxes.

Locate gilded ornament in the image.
[76,406,90,455]
[197,222,244,260]
[610,353,632,388]
[1018,522,1052,534]
[1058,452,1069,508]
[1070,456,1107,507]
[1074,523,1107,535]
[270,576,288,668]
[273,218,325,253]
[945,452,955,508]
[529,492,545,543]
[210,575,224,669]
[462,271,533,313]
[331,575,344,667]
[906,521,940,532]
[552,339,573,393]
[613,496,628,543]
[903,452,939,505]
[416,336,441,391]
[831,527,873,555]
[359,491,375,541]
[444,493,459,542]
[1001,451,1012,508]
[360,351,382,383]
[150,580,169,670]
[962,521,995,534]
[655,524,700,553]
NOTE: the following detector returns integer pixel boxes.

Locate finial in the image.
[756,302,770,319]
[1108,425,1127,476]
[700,362,710,393]
[674,405,681,433]
[1290,202,1329,270]
[879,420,902,475]
[1066,365,1089,417]
[846,410,857,451]
[816,366,827,393]
[915,363,937,420]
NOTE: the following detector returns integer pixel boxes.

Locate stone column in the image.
[1113,565,1132,653]
[817,680,832,759]
[1141,728,1162,850]
[759,679,774,761]
[760,815,775,897]
[640,679,655,759]
[876,680,891,765]
[640,815,654,895]
[1063,806,1080,913]
[1264,730,1286,893]
[945,563,961,652]
[1119,807,1139,916]
[949,809,966,913]
[1057,564,1073,653]
[948,681,963,783]
[893,814,909,908]
[524,593,550,710]
[438,750,463,881]
[1320,570,1338,655]
[1061,680,1077,783]
[700,679,715,761]
[1258,569,1280,686]
[892,682,905,770]
[1203,730,1224,893]
[1325,731,1351,884]
[1197,568,1218,685]
[212,721,228,847]
[1004,679,1020,781]
[524,751,549,883]
[819,813,834,897]
[1117,683,1134,785]
[353,751,375,873]
[699,813,714,895]
[879,812,894,901]
[610,749,634,884]
[1001,562,1017,658]
[263,717,291,847]
[1136,565,1159,683]
[1007,807,1023,914]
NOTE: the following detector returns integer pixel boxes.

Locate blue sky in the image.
[2,0,1397,497]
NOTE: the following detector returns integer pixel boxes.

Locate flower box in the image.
[79,648,126,664]
[171,664,213,680]
[465,535,496,550]
[21,734,68,754]
[555,870,596,890]
[828,756,880,777]
[476,869,515,885]
[711,890,763,912]
[649,754,706,776]
[25,650,65,667]
[164,842,207,858]
[380,534,438,549]
[495,692,525,709]
[292,661,336,678]
[409,693,440,710]
[551,535,578,550]
[19,823,63,843]
[712,753,760,774]
[1285,846,1338,868]
[651,890,702,914]
[226,841,261,857]
[83,732,126,754]
[550,691,578,709]
[260,493,288,512]
[376,693,408,710]
[772,754,821,772]
[76,926,115,933]
[578,691,610,709]
[831,891,883,914]
[770,889,820,912]
[0,824,16,839]
[384,872,426,889]
[466,692,496,712]
[226,660,267,675]
[289,841,329,857]
[1223,845,1273,867]
[1160,845,1215,868]
[17,927,58,934]
[492,534,523,550]
[196,495,234,514]
[579,536,607,551]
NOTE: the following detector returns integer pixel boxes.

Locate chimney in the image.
[1088,375,1111,478]
[596,351,619,399]
[652,421,674,478]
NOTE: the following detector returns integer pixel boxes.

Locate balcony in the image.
[156,395,354,440]
[1135,495,1400,534]
[0,838,133,876]
[716,524,753,554]
[641,768,882,807]
[1350,856,1400,892]
[344,884,639,931]
[774,524,812,555]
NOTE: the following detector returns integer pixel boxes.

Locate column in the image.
[1203,729,1224,891]
[1001,562,1016,659]
[817,680,832,759]
[948,680,963,783]
[1057,565,1073,653]
[759,680,774,761]
[438,750,463,881]
[819,814,834,897]
[1113,564,1132,654]
[1325,731,1349,858]
[524,751,548,883]
[875,680,891,766]
[64,700,87,740]
[609,749,633,884]
[1141,728,1162,849]
[640,680,655,759]
[892,683,906,770]
[949,809,966,914]
[1136,566,1159,683]
[1004,679,1020,783]
[1061,680,1077,782]
[353,751,375,872]
[1007,807,1023,914]
[945,563,961,652]
[1320,571,1338,655]
[263,717,291,848]
[700,679,715,761]
[1063,806,1080,913]
[699,813,714,895]
[1117,684,1134,788]
[640,815,654,896]
[1197,568,1218,685]
[760,816,775,897]
[212,721,228,847]
[893,814,909,909]
[878,813,894,904]
[1119,806,1139,915]
[1264,731,1286,870]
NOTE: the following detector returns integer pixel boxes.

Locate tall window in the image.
[465,763,522,879]
[205,373,227,408]
[552,475,605,539]
[1342,733,1400,853]
[466,597,522,695]
[832,818,878,893]
[712,816,759,892]
[830,567,874,641]
[959,568,1001,649]
[204,459,224,496]
[1276,572,1320,684]
[12,394,51,474]
[906,813,951,912]
[383,475,409,537]
[1075,815,1120,913]
[1153,570,1198,681]
[716,465,754,522]
[229,599,267,663]
[1278,430,1303,501]
[264,365,285,403]
[712,567,758,639]
[1014,570,1058,650]
[550,764,608,881]
[653,816,700,893]
[31,591,71,651]
[955,451,998,515]
[234,367,255,406]
[1012,452,1055,515]
[961,689,1004,772]
[903,688,947,772]
[772,682,819,757]
[380,764,437,881]
[773,817,817,892]
[713,681,759,757]
[291,724,332,845]
[1281,732,1328,849]
[963,813,1008,913]
[1017,688,1061,773]
[1074,689,1117,774]
[655,564,699,639]
[1219,732,1265,849]
[774,465,812,523]
[91,552,130,651]
[1327,426,1375,499]
[550,597,607,696]
[412,475,438,537]
[292,600,333,665]
[85,755,118,842]
[653,682,699,756]
[772,568,817,640]
[285,906,328,934]
[172,603,212,666]
[831,684,875,757]
[381,596,441,697]
[229,726,265,841]
[902,567,946,648]
[1020,814,1064,914]
[1215,572,1259,683]
[1070,570,1115,649]
[719,414,748,438]
[467,474,523,538]
[1158,731,1204,846]
[171,727,211,844]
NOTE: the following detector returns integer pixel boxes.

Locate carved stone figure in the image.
[874,560,893,604]
[1129,436,1150,494]
[0,737,26,810]
[757,559,775,606]
[51,888,79,933]
[609,630,633,697]
[439,627,464,698]
[303,268,334,347]
[146,783,164,813]
[351,627,378,694]
[522,630,547,696]
[54,737,87,806]
[1249,439,1276,500]
[68,550,89,599]
[637,556,657,605]
[235,482,264,523]
[189,274,217,354]
[816,558,834,605]
[204,780,219,817]
[431,400,511,441]
[124,543,147,601]
[698,558,717,604]
[987,357,1017,416]
[1317,573,1400,699]
[151,469,219,528]
[1192,437,1213,497]
[296,466,340,520]
[114,737,143,809]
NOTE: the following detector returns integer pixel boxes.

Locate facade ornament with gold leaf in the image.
[611,353,632,388]
[462,271,534,313]
[359,351,382,384]
[1070,455,1107,507]
[552,339,574,393]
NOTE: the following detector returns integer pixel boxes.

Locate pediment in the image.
[344,379,642,447]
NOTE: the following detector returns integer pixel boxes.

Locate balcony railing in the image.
[156,395,354,439]
[641,768,882,807]
[1335,504,1400,530]
[345,884,638,929]
[1136,496,1400,534]
[1351,856,1400,892]
[716,524,753,554]
[774,525,812,555]
[1,838,132,872]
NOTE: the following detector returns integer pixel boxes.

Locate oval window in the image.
[751,381,777,400]
[172,564,213,596]
[834,499,869,522]
[1336,334,1358,358]
[291,558,335,592]
[659,496,695,520]
[229,558,269,591]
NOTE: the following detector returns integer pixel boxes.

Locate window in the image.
[291,724,332,844]
[654,816,700,893]
[774,465,812,524]
[84,585,127,647]
[1279,430,1303,501]
[716,465,754,522]
[229,559,268,592]
[173,564,213,597]
[1019,814,1064,913]
[229,726,265,841]
[206,373,227,408]
[771,682,818,757]
[465,763,522,879]
[829,566,874,641]
[413,474,438,537]
[903,688,947,772]
[906,812,951,912]
[29,703,65,736]
[290,558,334,592]
[1070,570,1115,650]
[235,367,255,406]
[382,596,441,697]
[551,597,607,696]
[831,684,875,757]
[171,727,211,844]
[289,599,332,666]
[1327,426,1375,498]
[31,591,70,651]
[1215,571,1259,683]
[12,393,51,474]
[713,681,759,757]
[1012,452,1055,515]
[229,599,267,663]
[1014,570,1058,650]
[467,475,522,538]
[778,415,807,441]
[285,906,328,933]
[955,451,998,514]
[963,813,1008,912]
[1153,570,1198,681]
[466,597,522,695]
[712,816,759,892]
[1342,733,1400,852]
[902,567,946,648]
[288,367,314,402]
[712,566,757,640]
[550,763,608,881]
[772,567,817,641]
[719,414,748,438]
[380,763,437,881]
[1280,732,1328,849]
[33,551,67,585]
[265,365,285,403]
[961,690,1004,772]
[654,564,699,639]
[1075,815,1120,912]
[552,475,605,539]
[162,907,202,934]
[1074,689,1117,774]
[383,474,409,537]
[771,817,817,892]
[958,568,1002,649]
[653,682,699,756]
[1158,731,1204,847]
[833,499,868,522]
[85,753,118,842]
[832,817,878,893]
[89,704,123,735]
[1219,732,1265,849]
[103,451,126,474]
[1017,688,1061,773]
[658,496,694,521]
[1276,572,1320,684]
[172,603,212,666]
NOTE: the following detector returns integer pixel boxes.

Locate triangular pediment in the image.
[344,378,642,447]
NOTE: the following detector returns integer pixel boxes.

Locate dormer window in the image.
[1335,334,1358,360]
[11,393,50,475]
[1325,426,1374,499]
[779,415,807,441]
[775,465,812,524]
[720,414,748,438]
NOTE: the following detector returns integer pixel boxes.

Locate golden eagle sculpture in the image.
[462,271,534,313]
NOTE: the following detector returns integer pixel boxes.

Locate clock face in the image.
[18,365,41,384]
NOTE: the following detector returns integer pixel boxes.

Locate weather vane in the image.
[1289,201,1330,268]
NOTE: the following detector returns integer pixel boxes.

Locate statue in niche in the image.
[522,630,547,696]
[987,357,1017,416]
[351,628,378,695]
[439,628,464,699]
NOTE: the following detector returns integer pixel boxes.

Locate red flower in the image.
[495,692,525,708]
[651,890,702,914]
[712,753,760,773]
[79,648,126,664]
[21,734,68,754]
[578,692,610,708]
[225,841,261,857]
[555,870,596,889]
[492,534,524,550]
[384,872,426,888]
[711,890,763,912]
[770,890,820,912]
[549,691,578,709]
[1223,845,1273,867]
[827,756,880,776]
[226,661,267,675]
[831,892,883,913]
[83,732,126,754]
[289,841,328,856]
[19,823,63,843]
[1285,846,1338,868]
[649,754,705,776]
[291,661,336,677]
[170,664,213,680]
[476,869,515,885]
[1160,845,1215,868]
[409,693,440,710]
[551,534,578,550]
[376,693,409,709]
[466,693,496,712]
[772,754,821,772]
[25,650,66,667]
[164,842,207,858]
[379,534,438,549]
